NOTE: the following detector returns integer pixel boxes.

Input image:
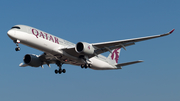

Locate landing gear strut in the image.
[80,55,91,69]
[55,61,66,74]
[14,40,20,51]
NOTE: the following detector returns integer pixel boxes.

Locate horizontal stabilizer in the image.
[116,60,143,69]
[19,63,28,67]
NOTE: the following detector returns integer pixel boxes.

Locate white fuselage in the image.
[7,25,116,70]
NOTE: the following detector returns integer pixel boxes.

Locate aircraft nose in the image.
[7,30,13,36]
[7,30,16,39]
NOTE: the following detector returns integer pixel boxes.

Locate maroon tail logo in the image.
[88,45,90,50]
[111,48,121,63]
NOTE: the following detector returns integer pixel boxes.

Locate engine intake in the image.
[23,54,42,67]
[75,42,95,55]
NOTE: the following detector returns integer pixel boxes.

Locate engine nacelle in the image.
[23,54,42,67]
[75,42,95,55]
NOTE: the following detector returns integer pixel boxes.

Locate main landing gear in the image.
[80,55,92,69]
[81,63,91,69]
[14,40,20,51]
[55,61,66,74]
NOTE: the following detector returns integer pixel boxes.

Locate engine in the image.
[75,42,95,55]
[23,54,42,67]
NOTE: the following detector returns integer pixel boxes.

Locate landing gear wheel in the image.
[62,69,66,73]
[55,69,58,74]
[88,64,91,68]
[81,64,91,69]
[15,47,20,51]
[59,69,62,74]
[81,65,84,68]
[85,65,88,69]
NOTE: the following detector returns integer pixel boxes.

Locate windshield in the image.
[11,26,20,29]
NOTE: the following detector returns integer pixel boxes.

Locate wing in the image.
[93,29,174,54]
[62,29,174,58]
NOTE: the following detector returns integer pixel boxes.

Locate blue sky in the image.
[1,0,180,101]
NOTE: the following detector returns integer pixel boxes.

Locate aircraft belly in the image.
[90,57,115,70]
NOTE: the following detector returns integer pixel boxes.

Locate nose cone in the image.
[7,30,16,40]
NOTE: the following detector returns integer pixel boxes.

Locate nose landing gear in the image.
[14,40,20,51]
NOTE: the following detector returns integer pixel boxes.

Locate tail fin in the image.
[107,48,121,65]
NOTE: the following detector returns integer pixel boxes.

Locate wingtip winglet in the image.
[169,29,175,34]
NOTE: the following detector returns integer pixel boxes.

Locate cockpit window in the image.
[11,26,20,29]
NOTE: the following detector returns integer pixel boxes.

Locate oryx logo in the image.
[88,45,90,50]
[111,48,121,63]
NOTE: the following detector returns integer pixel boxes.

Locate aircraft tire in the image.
[15,47,20,51]
[55,69,58,74]
[59,69,62,74]
[81,65,84,68]
[62,69,66,73]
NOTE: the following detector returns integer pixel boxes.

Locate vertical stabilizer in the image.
[107,48,121,65]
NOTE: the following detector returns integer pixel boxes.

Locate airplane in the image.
[7,25,174,74]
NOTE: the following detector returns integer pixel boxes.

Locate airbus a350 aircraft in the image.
[7,25,174,74]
